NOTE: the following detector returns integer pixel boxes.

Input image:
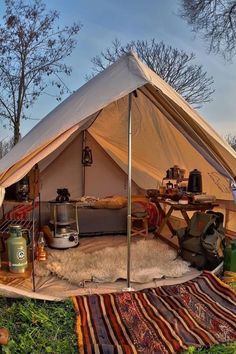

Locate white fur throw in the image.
[35,239,190,285]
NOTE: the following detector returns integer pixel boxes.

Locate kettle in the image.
[7,225,30,273]
[187,169,202,193]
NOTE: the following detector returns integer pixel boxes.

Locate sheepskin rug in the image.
[35,239,190,285]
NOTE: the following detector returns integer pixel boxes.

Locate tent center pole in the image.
[125,92,134,291]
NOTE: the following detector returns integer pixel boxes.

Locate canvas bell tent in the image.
[0,51,236,203]
[0,51,236,299]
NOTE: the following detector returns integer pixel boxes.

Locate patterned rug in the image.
[72,272,236,354]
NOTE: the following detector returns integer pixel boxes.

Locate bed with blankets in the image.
[77,195,158,236]
[1,195,159,236]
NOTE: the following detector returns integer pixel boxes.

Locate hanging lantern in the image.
[82,146,93,166]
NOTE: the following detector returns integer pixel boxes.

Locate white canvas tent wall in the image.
[38,132,142,201]
[0,51,236,206]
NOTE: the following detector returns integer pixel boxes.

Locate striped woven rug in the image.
[73,272,236,354]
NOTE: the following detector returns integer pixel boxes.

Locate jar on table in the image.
[179,169,186,181]
[166,181,174,190]
[172,165,179,179]
[159,185,166,195]
[166,169,172,179]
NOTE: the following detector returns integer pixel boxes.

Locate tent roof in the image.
[0,52,147,185]
[0,52,236,198]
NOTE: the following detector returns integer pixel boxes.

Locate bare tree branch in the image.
[0,0,81,144]
[225,133,236,150]
[179,0,236,60]
[87,38,214,108]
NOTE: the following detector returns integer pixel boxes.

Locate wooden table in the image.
[151,199,218,237]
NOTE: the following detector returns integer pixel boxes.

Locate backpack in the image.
[176,211,225,270]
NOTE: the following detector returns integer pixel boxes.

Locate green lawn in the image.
[0,292,235,354]
[0,297,77,354]
[184,342,236,354]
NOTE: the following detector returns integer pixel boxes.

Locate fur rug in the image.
[35,239,190,285]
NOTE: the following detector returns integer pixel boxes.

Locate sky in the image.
[0,0,236,141]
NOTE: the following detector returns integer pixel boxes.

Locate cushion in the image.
[93,195,127,209]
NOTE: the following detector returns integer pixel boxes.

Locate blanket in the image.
[4,202,39,219]
[73,272,236,354]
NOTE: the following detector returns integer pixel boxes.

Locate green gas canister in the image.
[7,225,30,273]
[224,239,236,272]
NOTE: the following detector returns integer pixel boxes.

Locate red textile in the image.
[5,203,38,220]
[134,201,160,227]
[73,272,236,354]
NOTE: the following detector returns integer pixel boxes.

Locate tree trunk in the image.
[0,142,3,159]
[13,122,20,145]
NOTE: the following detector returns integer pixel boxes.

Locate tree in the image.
[0,0,81,145]
[0,136,14,158]
[180,0,236,60]
[88,38,214,108]
[225,133,236,150]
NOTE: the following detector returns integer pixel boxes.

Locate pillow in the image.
[93,195,127,209]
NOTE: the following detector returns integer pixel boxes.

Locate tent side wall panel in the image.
[39,133,141,201]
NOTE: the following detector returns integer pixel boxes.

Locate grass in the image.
[0,297,77,354]
[183,342,236,354]
[0,280,234,353]
[184,280,236,354]
[228,281,236,292]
